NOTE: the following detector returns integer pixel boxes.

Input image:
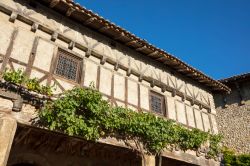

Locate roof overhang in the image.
[37,0,231,93]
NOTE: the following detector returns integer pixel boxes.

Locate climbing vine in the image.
[3,69,53,96]
[222,148,250,166]
[38,85,222,158]
[1,69,224,159]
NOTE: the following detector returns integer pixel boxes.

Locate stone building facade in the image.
[0,0,231,166]
[214,73,250,154]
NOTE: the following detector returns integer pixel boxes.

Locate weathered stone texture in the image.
[0,117,17,166]
[216,104,250,154]
[143,155,155,166]
[0,98,13,112]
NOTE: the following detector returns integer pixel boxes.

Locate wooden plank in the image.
[25,37,39,77]
[0,28,18,74]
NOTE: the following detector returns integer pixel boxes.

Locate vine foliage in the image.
[222,148,250,166]
[38,85,222,158]
[3,69,53,96]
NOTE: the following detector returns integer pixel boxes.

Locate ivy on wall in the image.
[38,85,222,158]
[3,69,54,96]
[222,148,250,166]
[2,69,223,159]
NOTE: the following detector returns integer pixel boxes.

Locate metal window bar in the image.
[55,49,80,82]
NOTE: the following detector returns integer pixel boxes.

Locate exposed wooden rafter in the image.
[155,56,166,61]
[66,7,75,17]
[148,51,159,57]
[49,0,60,8]
[99,25,110,32]
[83,17,96,25]
[114,32,125,40]
[125,40,137,46]
[135,45,147,51]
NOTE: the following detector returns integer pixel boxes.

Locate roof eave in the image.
[38,0,231,93]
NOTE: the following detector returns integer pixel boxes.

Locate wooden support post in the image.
[142,154,156,166]
[0,117,17,166]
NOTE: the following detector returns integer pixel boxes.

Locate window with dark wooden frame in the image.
[149,91,165,115]
[54,49,82,82]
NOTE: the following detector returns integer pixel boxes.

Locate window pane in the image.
[55,50,79,81]
[150,93,163,114]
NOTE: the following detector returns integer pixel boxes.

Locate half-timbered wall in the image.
[0,0,218,133]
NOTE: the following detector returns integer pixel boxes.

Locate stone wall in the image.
[216,104,250,154]
[214,75,250,154]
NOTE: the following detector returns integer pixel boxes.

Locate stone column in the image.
[0,117,17,166]
[142,154,156,166]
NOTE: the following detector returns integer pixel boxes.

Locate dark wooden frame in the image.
[149,91,166,116]
[53,48,83,83]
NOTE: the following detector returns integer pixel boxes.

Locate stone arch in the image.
[7,153,51,166]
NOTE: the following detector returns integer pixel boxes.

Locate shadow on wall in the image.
[214,81,250,108]
[11,164,36,166]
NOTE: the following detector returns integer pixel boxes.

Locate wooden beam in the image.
[100,56,107,65]
[205,83,214,87]
[163,59,178,65]
[114,63,119,71]
[0,28,18,74]
[83,17,96,25]
[155,56,166,61]
[125,40,137,46]
[25,37,39,77]
[177,68,188,72]
[148,51,159,57]
[150,80,155,87]
[66,7,75,17]
[172,64,185,69]
[186,72,196,77]
[49,0,60,8]
[9,12,17,23]
[99,26,110,32]
[31,22,39,32]
[114,32,125,40]
[198,79,209,83]
[68,41,75,50]
[126,68,132,76]
[136,45,147,51]
[161,85,166,93]
[51,32,58,41]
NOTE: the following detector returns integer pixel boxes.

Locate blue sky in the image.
[76,0,250,80]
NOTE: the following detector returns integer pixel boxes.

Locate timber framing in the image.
[0,0,221,134]
[36,0,230,93]
[0,2,224,112]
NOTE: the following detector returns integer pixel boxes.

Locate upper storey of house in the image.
[0,0,229,134]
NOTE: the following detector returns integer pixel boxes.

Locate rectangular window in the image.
[149,91,165,115]
[54,49,81,82]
